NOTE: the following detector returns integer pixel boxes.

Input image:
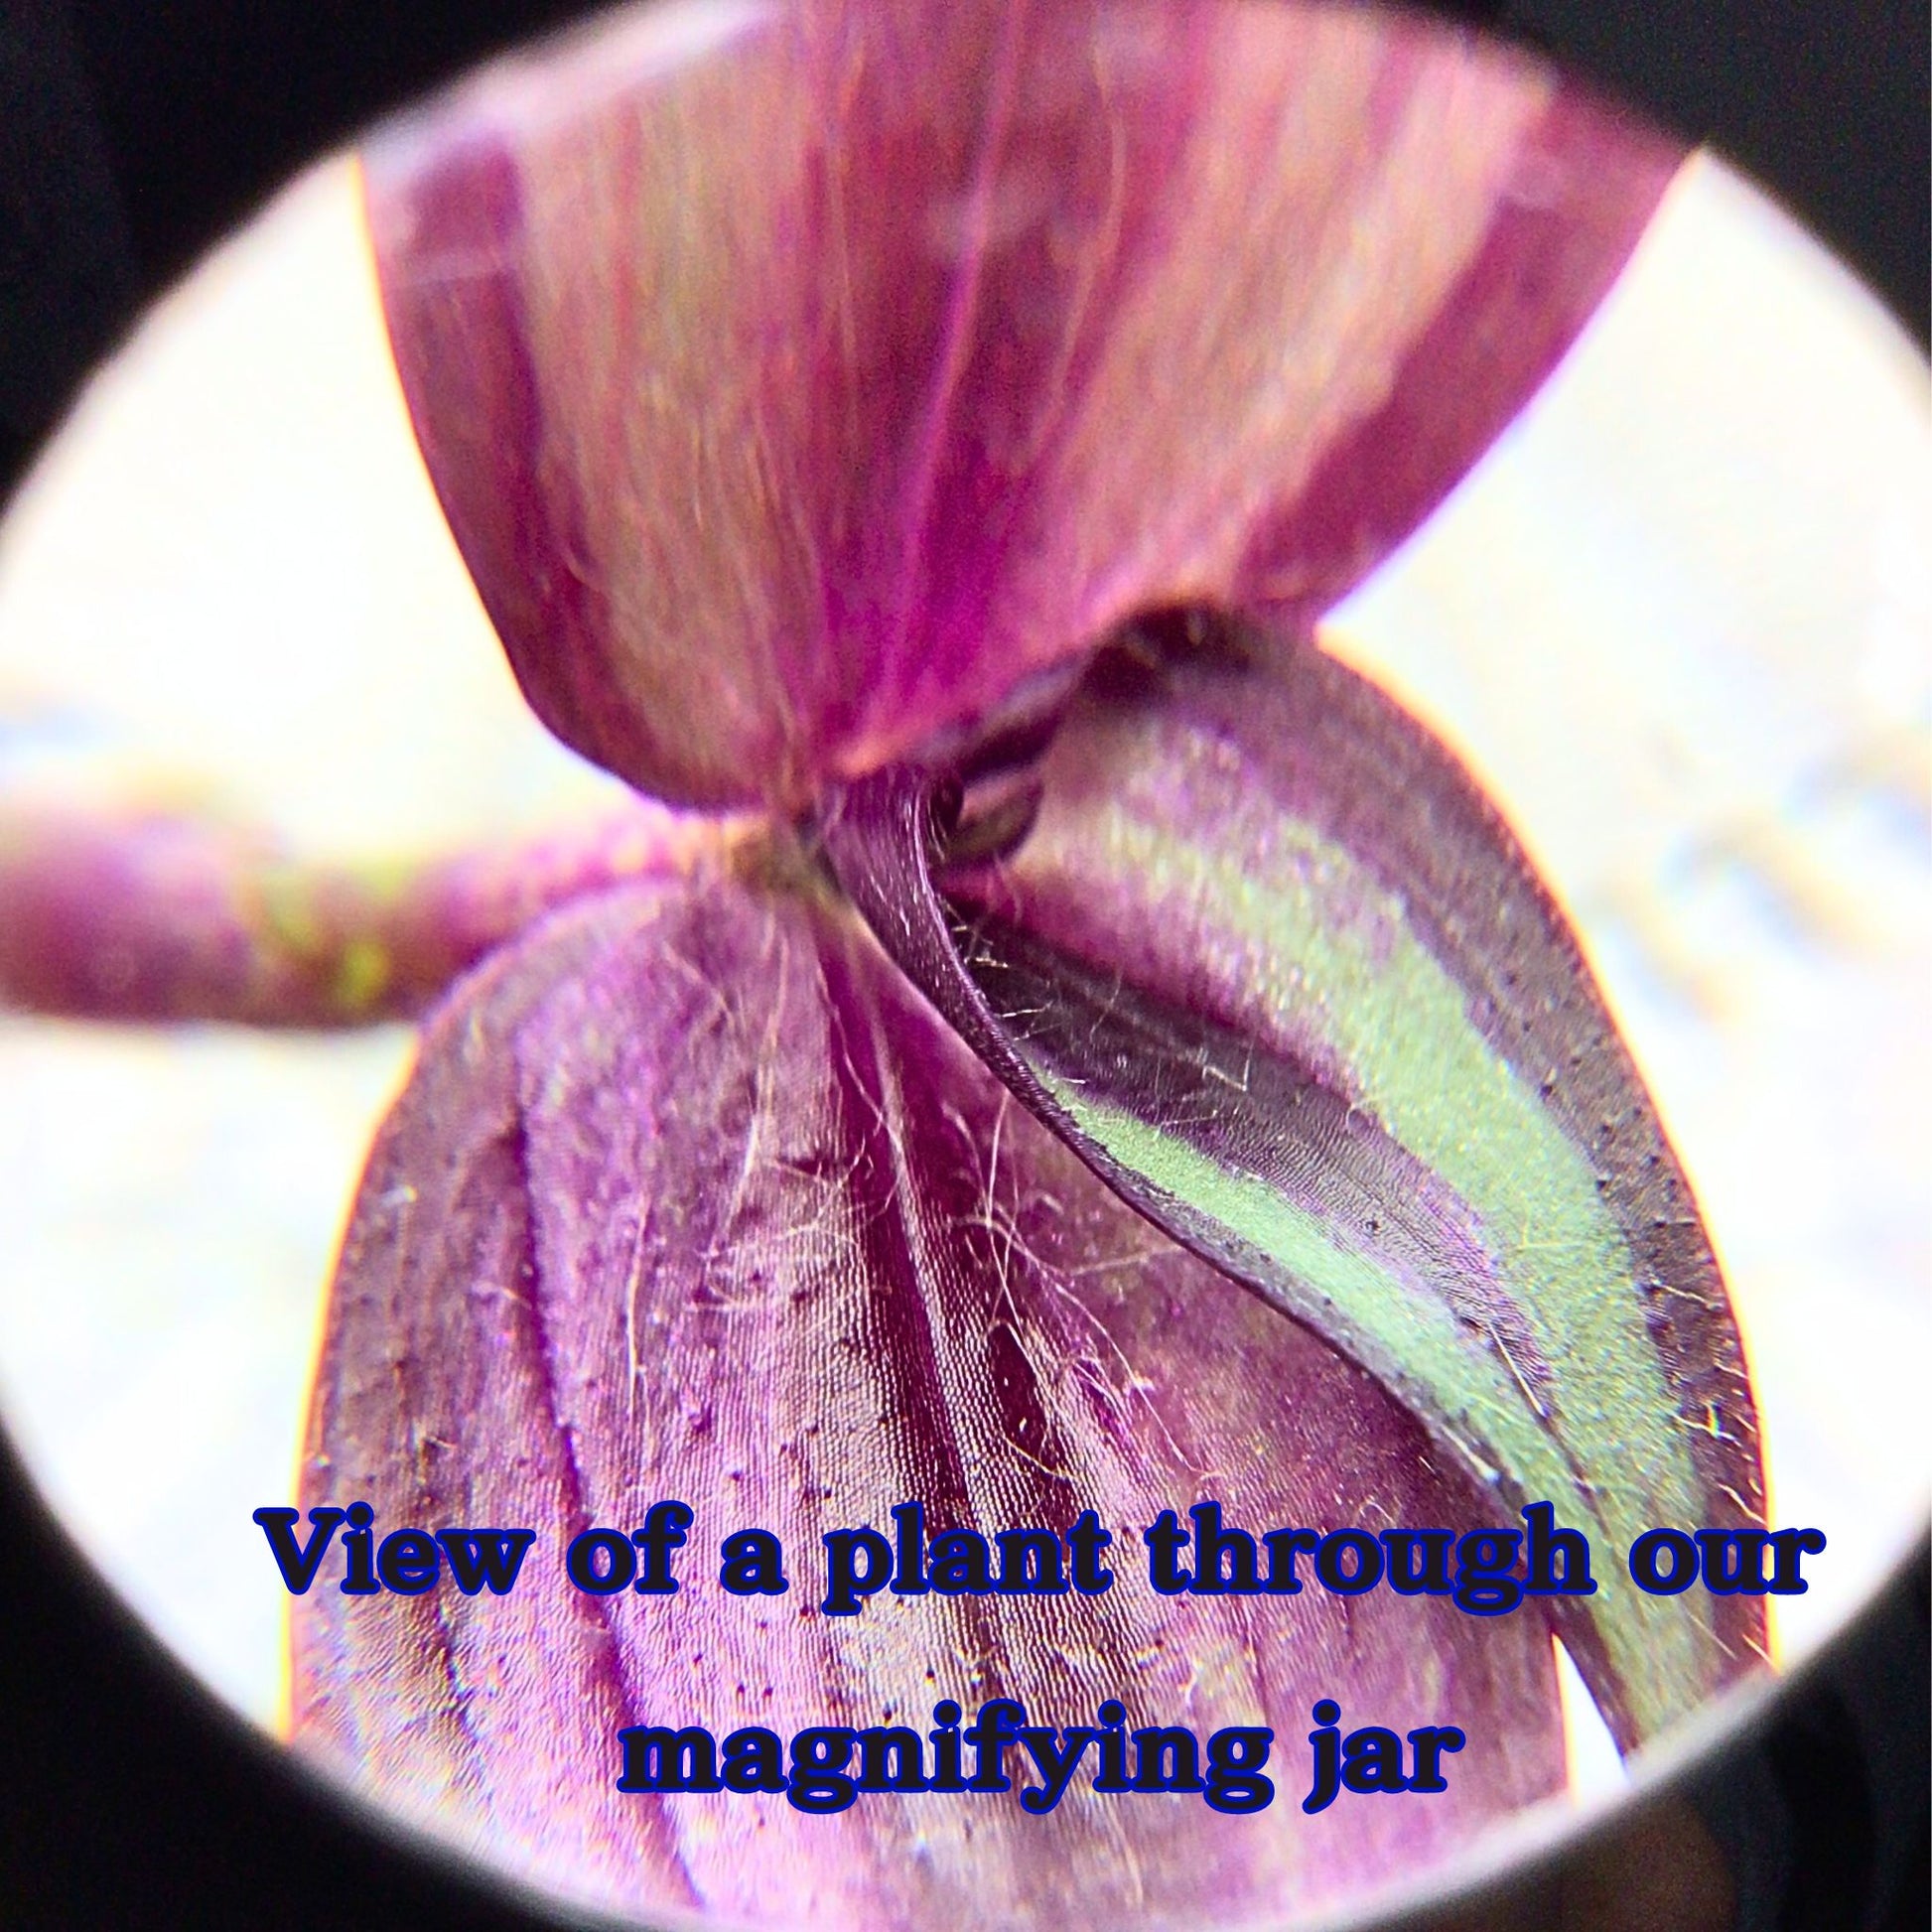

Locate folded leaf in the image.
[818,614,1766,1749]
[366,0,1680,811]
[296,859,1566,1928]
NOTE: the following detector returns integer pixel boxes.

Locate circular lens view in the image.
[0,4,1924,1928]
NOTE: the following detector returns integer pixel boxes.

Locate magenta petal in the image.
[366,0,1681,810]
[295,864,1564,1928]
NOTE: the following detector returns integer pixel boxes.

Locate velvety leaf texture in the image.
[365,0,1681,812]
[297,862,1567,1929]
[820,618,1767,1750]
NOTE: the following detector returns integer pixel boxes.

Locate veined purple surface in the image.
[366,0,1679,811]
[297,867,1566,1928]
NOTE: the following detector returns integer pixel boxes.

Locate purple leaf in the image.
[365,0,1680,811]
[818,613,1767,1748]
[295,858,1566,1927]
